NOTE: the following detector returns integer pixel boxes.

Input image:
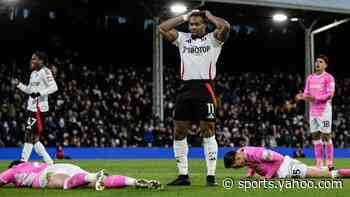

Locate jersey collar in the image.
[191,33,208,40]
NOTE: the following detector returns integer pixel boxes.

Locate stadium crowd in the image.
[1,58,350,148]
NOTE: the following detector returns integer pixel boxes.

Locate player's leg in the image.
[311,130,324,167]
[60,164,104,190]
[33,137,53,165]
[20,113,36,162]
[32,112,53,164]
[305,166,350,178]
[323,133,334,170]
[167,120,191,185]
[277,156,309,178]
[174,120,191,175]
[305,166,331,177]
[44,172,103,190]
[63,171,104,190]
[333,169,350,178]
[42,163,104,190]
[321,107,333,170]
[167,85,193,186]
[46,174,69,188]
[199,121,218,186]
[100,175,131,188]
[99,175,162,189]
[286,157,350,179]
[198,82,218,186]
[21,129,34,162]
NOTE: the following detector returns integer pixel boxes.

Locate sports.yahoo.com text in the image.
[222,177,343,191]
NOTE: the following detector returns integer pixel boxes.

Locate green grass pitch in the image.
[1,159,350,197]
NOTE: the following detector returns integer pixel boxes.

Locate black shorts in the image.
[25,111,47,133]
[174,80,217,122]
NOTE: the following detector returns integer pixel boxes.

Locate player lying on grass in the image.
[0,160,161,190]
[224,146,350,179]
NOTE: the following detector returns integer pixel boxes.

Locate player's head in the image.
[315,54,328,73]
[31,51,48,70]
[8,160,24,169]
[188,11,207,37]
[224,149,245,169]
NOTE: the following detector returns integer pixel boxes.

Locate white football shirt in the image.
[173,32,223,80]
[17,66,58,112]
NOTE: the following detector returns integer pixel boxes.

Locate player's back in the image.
[243,146,284,177]
[12,162,48,187]
[14,162,48,173]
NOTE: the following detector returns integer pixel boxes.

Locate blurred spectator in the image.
[55,144,71,160]
[293,144,306,158]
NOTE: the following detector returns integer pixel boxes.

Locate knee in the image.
[323,134,332,143]
[174,123,188,141]
[202,130,215,138]
[24,130,35,144]
[33,135,40,143]
[312,132,321,141]
[200,122,215,138]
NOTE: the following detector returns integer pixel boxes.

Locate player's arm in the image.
[15,78,31,94]
[205,11,230,42]
[296,76,313,102]
[262,150,284,179]
[38,68,58,96]
[158,15,186,43]
[262,149,281,161]
[246,167,255,177]
[302,76,318,102]
[314,76,335,102]
[0,168,15,186]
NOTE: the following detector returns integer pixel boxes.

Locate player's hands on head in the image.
[183,9,200,21]
[189,9,200,15]
[204,10,212,18]
[30,92,41,98]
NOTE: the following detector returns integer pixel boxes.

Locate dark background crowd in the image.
[1,56,350,148]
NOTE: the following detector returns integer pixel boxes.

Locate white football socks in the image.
[174,138,189,175]
[85,173,97,182]
[34,141,53,165]
[203,135,218,176]
[125,177,137,186]
[21,143,33,161]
